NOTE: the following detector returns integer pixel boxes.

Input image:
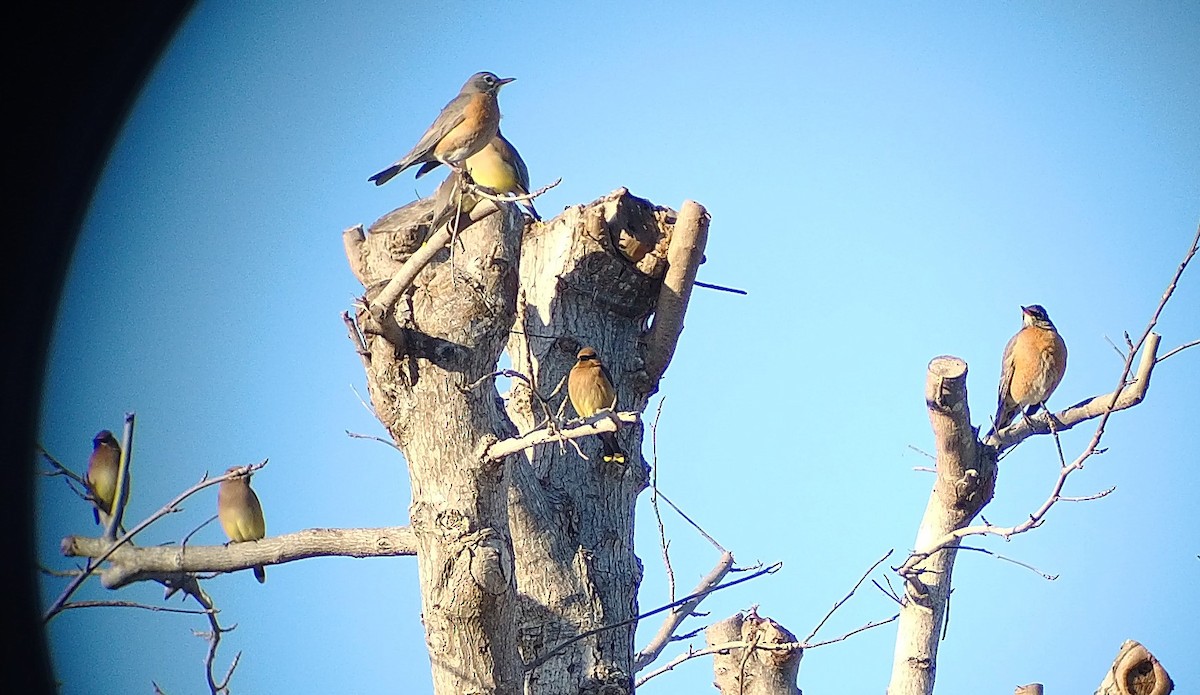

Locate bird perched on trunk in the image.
[426,130,540,230]
[368,71,515,186]
[218,466,267,583]
[568,346,626,463]
[85,430,128,527]
[989,304,1068,437]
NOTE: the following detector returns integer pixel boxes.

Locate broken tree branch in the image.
[645,200,709,387]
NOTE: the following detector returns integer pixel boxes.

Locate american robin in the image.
[567,346,626,463]
[85,430,127,527]
[428,131,540,231]
[218,466,268,583]
[369,71,515,186]
[989,304,1068,436]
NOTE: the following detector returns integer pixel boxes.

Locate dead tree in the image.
[886,229,1198,695]
[341,187,707,694]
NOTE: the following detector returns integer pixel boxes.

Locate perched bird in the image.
[425,131,540,228]
[85,430,128,527]
[369,71,515,186]
[568,346,626,463]
[990,304,1068,436]
[218,467,267,583]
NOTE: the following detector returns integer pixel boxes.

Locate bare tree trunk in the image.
[506,190,692,693]
[1095,640,1173,695]
[343,189,703,695]
[707,611,802,695]
[344,199,525,694]
[888,357,995,694]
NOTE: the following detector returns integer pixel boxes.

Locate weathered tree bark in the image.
[505,191,697,694]
[888,356,992,695]
[342,189,704,695]
[707,610,802,695]
[344,198,525,694]
[1095,640,1173,695]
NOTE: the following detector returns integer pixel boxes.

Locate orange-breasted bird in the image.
[85,430,128,527]
[568,346,626,463]
[989,304,1068,436]
[425,130,540,227]
[369,71,515,186]
[218,467,267,583]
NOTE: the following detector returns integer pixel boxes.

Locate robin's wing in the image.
[993,332,1020,427]
[397,93,472,167]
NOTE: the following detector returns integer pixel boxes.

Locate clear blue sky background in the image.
[36,2,1198,693]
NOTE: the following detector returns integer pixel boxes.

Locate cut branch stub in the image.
[925,356,994,516]
[707,610,802,695]
[1095,640,1173,695]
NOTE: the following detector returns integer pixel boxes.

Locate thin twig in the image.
[694,280,747,295]
[652,488,726,553]
[907,444,935,461]
[341,311,371,369]
[55,600,217,615]
[466,177,561,205]
[649,398,675,602]
[873,578,904,606]
[804,549,893,643]
[526,561,782,673]
[1059,486,1116,502]
[345,430,403,452]
[1157,338,1200,363]
[949,545,1059,580]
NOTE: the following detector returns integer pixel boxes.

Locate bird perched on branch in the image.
[989,304,1068,437]
[568,346,626,463]
[218,466,268,583]
[85,429,127,527]
[368,71,515,186]
[426,131,540,227]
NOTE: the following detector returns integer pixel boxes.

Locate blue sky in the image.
[36,2,1198,693]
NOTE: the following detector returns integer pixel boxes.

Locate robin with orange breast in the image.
[989,304,1068,437]
[568,346,626,463]
[369,71,515,186]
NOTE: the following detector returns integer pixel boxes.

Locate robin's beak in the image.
[1020,305,1033,315]
[497,77,516,86]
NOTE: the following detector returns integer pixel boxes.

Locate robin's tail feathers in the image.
[368,164,403,186]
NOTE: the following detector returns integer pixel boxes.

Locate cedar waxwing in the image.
[989,304,1068,436]
[218,466,267,583]
[369,71,514,185]
[428,131,540,232]
[85,430,127,527]
[567,346,626,463]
